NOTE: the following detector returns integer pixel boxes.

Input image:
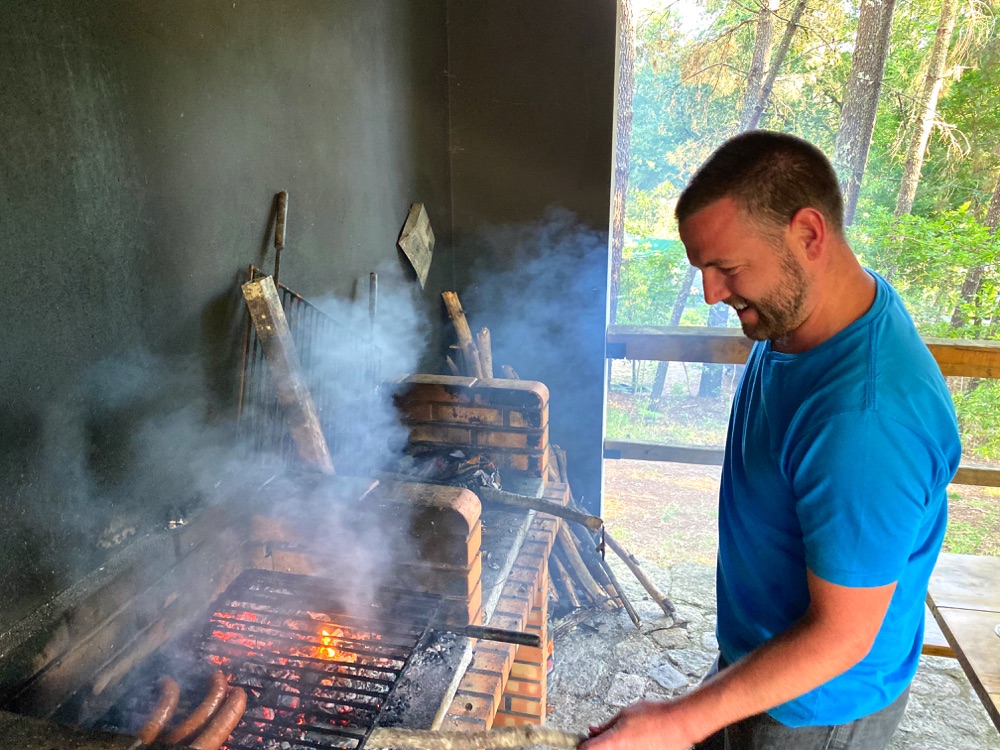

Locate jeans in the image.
[693,656,910,750]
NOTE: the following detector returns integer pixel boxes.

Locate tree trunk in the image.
[697,302,731,398]
[697,3,782,401]
[894,0,959,217]
[744,0,809,131]
[834,0,898,226]
[739,0,780,132]
[950,170,1000,327]
[649,265,698,410]
[609,0,637,327]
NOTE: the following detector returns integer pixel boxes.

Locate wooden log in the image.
[552,605,605,639]
[460,342,484,379]
[368,726,585,750]
[551,444,569,484]
[372,473,603,531]
[547,575,561,604]
[557,525,614,610]
[596,549,641,627]
[569,526,617,601]
[551,550,581,608]
[476,327,494,378]
[500,364,520,380]
[242,276,335,474]
[553,441,678,619]
[604,531,677,619]
[445,355,460,376]
[442,292,483,378]
[476,486,603,532]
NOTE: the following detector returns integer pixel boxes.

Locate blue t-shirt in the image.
[716,271,961,727]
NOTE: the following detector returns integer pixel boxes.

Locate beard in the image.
[728,247,810,342]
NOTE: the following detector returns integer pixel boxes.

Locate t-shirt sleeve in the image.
[785,412,941,588]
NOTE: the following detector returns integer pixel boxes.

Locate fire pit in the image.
[99,569,441,749]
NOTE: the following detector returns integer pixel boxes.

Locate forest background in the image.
[607,0,1000,556]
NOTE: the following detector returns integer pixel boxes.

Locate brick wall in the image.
[391,375,549,477]
[439,482,568,729]
[251,481,484,626]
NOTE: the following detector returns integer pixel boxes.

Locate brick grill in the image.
[391,375,550,478]
[0,374,561,743]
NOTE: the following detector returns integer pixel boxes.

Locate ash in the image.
[378,632,463,729]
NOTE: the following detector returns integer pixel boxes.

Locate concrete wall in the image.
[447,1,617,512]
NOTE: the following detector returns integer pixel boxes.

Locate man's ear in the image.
[788,207,826,260]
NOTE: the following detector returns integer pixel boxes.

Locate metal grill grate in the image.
[237,265,382,471]
[196,569,438,750]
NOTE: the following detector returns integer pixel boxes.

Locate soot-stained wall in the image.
[0,0,617,630]
[447,1,617,513]
[0,0,452,629]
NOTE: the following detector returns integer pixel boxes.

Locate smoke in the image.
[6,259,433,623]
[456,208,609,502]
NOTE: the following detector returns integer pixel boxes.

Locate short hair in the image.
[675,130,844,237]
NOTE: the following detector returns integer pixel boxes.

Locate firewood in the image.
[596,548,640,627]
[556,525,614,610]
[372,473,603,531]
[552,443,677,619]
[570,529,616,597]
[442,292,483,378]
[604,531,677,619]
[551,444,569,484]
[368,726,585,749]
[460,342,484,378]
[476,486,603,532]
[550,549,581,608]
[242,276,335,474]
[445,354,460,376]
[500,364,520,380]
[476,327,494,378]
[547,575,560,604]
[570,525,621,608]
[552,605,606,639]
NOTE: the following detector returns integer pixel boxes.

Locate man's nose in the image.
[702,271,728,306]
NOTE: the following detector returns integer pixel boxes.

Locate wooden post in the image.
[442,291,483,378]
[242,276,335,474]
[476,327,494,378]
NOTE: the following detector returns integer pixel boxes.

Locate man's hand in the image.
[579,699,697,750]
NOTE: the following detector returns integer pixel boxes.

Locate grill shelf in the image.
[196,569,439,750]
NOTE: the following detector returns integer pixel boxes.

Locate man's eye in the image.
[720,267,739,275]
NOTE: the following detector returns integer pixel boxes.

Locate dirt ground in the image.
[602,459,1000,564]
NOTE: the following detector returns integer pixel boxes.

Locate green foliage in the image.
[618,1,1000,466]
[617,237,690,325]
[954,380,1000,459]
[849,203,1000,339]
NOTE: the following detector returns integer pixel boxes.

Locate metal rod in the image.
[273,190,287,282]
[457,625,542,648]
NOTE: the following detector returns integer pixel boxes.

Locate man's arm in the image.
[581,571,896,750]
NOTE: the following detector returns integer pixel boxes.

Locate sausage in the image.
[163,669,228,744]
[189,686,247,750]
[137,675,181,744]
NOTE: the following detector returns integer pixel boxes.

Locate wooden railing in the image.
[605,326,1000,488]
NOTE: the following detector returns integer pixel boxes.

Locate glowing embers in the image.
[196,570,438,750]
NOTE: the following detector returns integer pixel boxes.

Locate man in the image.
[583,131,961,750]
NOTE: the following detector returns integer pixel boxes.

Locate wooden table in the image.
[926,553,1000,731]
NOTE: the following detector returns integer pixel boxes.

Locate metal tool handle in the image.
[457,625,541,648]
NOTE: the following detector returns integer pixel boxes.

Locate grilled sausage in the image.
[189,686,247,750]
[137,675,181,744]
[163,669,228,744]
